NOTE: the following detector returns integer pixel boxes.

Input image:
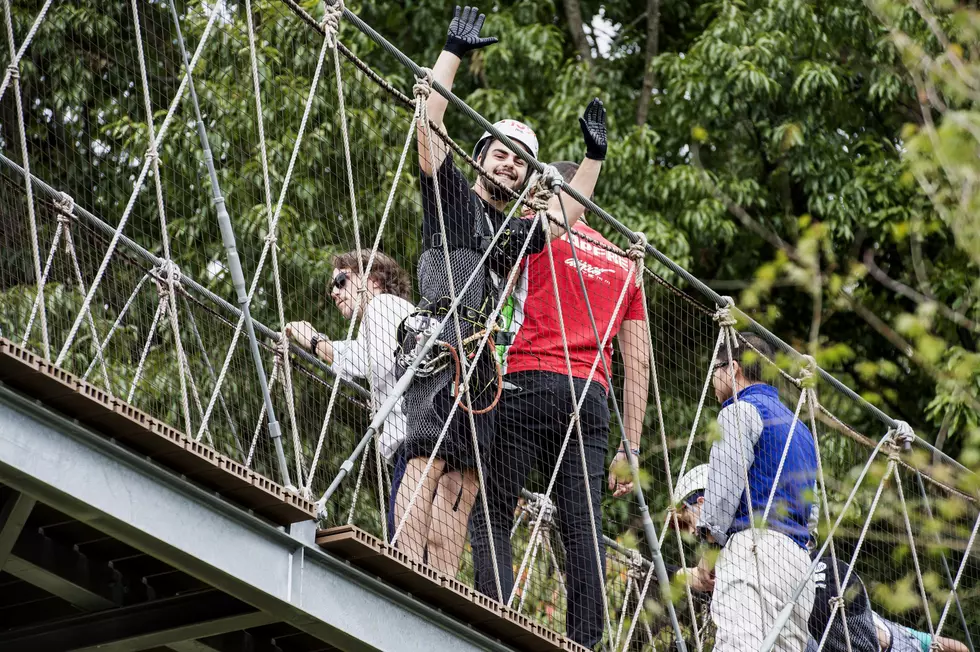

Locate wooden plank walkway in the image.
[0,338,315,525]
[317,524,590,652]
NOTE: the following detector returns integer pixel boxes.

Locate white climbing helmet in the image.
[673,464,709,505]
[473,119,540,162]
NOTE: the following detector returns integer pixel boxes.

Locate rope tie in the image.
[523,491,555,526]
[277,328,291,360]
[529,165,560,215]
[145,144,159,164]
[152,260,182,297]
[799,354,817,389]
[55,193,75,234]
[626,549,647,582]
[320,0,344,48]
[412,67,433,102]
[6,64,19,81]
[713,296,737,328]
[627,232,647,287]
[54,192,75,217]
[887,419,915,459]
[828,595,846,612]
[264,230,277,246]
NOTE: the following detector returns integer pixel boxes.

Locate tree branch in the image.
[863,249,979,332]
[562,0,593,64]
[635,0,660,126]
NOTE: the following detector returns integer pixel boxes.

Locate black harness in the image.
[396,191,515,377]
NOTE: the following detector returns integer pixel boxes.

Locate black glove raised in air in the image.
[579,98,607,161]
[443,6,498,58]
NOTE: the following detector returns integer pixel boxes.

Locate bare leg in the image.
[428,469,480,577]
[395,457,445,564]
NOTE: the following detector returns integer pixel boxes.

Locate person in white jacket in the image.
[286,249,415,509]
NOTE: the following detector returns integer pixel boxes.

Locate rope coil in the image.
[321,0,344,48]
[522,491,555,526]
[6,63,18,80]
[626,548,647,582]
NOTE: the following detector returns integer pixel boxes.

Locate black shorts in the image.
[400,354,497,471]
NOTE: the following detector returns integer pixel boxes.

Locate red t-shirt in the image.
[505,222,645,390]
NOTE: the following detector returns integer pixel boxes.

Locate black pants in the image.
[471,370,609,649]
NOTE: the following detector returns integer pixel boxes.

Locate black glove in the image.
[443,6,498,58]
[579,98,607,161]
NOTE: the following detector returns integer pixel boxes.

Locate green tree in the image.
[2,0,978,642]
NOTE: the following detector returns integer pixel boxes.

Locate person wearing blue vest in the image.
[684,332,818,652]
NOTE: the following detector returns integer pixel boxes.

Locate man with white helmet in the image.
[671,333,818,652]
[392,4,606,580]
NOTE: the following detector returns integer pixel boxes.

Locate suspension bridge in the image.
[0,1,976,651]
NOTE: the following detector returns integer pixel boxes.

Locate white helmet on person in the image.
[472,119,539,161]
[673,464,709,505]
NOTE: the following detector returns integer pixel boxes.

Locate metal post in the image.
[165,0,293,489]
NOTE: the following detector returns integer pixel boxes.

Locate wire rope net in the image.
[0,1,976,651]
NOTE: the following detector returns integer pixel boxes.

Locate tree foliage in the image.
[2,0,979,641]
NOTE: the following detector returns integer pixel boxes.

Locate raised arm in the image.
[418,6,498,177]
[546,98,607,236]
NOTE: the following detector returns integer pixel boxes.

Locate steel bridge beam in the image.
[0,588,270,651]
[0,383,517,652]
[0,489,34,567]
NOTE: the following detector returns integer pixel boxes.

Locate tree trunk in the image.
[563,0,593,64]
[635,0,661,125]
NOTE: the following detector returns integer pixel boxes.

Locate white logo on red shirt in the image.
[565,257,614,283]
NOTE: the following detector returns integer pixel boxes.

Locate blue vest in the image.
[724,384,817,549]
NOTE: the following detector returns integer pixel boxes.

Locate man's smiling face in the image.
[480,140,528,199]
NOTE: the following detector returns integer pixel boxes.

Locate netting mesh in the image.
[0,1,976,650]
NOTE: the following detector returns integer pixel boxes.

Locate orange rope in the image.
[441,336,504,416]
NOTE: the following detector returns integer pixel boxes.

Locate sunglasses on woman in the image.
[332,271,348,291]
